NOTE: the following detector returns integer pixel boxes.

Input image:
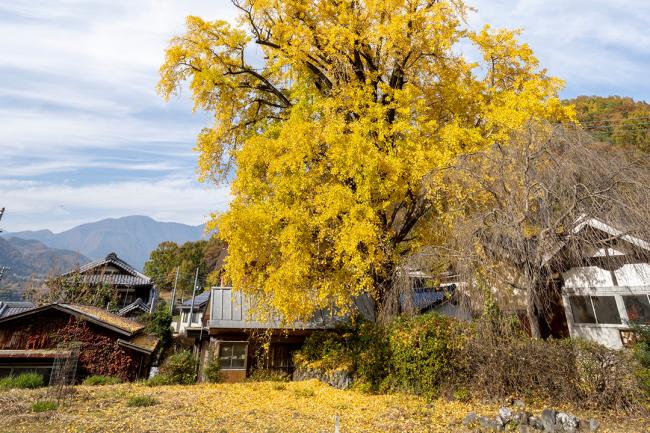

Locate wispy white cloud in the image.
[1,0,648,232]
[469,0,650,98]
[0,176,230,232]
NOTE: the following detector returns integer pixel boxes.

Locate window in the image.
[591,296,621,324]
[218,342,247,370]
[623,295,650,324]
[569,295,621,325]
[569,296,596,324]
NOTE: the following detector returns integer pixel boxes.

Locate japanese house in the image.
[0,303,159,382]
[553,217,650,349]
[62,252,156,314]
[192,287,373,382]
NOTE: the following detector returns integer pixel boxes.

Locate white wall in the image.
[562,264,650,350]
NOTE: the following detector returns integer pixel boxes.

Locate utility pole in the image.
[169,267,179,315]
[187,268,199,325]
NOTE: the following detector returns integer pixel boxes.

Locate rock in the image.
[425,403,433,409]
[519,425,530,433]
[292,367,352,389]
[498,407,513,423]
[513,411,532,424]
[462,412,477,427]
[479,416,502,431]
[541,409,557,432]
[528,415,544,431]
[556,412,579,433]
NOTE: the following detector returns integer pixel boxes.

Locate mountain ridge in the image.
[3,215,207,271]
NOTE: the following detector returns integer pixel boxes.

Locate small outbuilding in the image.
[0,303,159,382]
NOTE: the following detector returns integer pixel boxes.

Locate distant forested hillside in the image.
[566,96,650,151]
[0,237,90,300]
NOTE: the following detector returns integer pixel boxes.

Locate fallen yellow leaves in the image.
[0,381,646,433]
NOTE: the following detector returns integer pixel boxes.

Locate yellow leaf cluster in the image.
[159,0,574,323]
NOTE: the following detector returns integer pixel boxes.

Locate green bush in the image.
[145,374,172,387]
[82,375,122,386]
[31,401,58,413]
[351,322,390,393]
[294,329,354,372]
[203,356,222,383]
[158,350,197,385]
[0,376,14,389]
[632,324,650,396]
[386,313,458,398]
[142,302,173,349]
[0,373,45,389]
[126,395,158,407]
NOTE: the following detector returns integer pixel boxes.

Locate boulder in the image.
[541,409,557,432]
[556,412,579,433]
[513,411,532,424]
[498,407,513,423]
[528,415,544,431]
[462,412,478,427]
[479,416,502,432]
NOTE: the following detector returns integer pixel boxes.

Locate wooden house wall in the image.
[0,310,149,381]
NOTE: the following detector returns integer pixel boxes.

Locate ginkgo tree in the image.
[159,0,573,322]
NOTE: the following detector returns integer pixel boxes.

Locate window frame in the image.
[622,294,650,325]
[568,295,622,325]
[218,341,248,371]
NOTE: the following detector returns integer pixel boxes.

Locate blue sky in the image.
[1,0,648,232]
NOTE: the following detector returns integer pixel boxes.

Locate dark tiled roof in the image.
[180,291,210,310]
[69,252,151,286]
[77,274,151,287]
[0,301,35,319]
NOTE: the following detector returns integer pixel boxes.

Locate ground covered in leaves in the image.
[0,380,647,433]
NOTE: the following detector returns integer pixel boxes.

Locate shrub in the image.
[82,375,122,386]
[351,322,390,393]
[145,374,172,387]
[142,302,173,349]
[0,376,14,389]
[158,350,197,385]
[574,339,642,410]
[31,401,58,413]
[203,356,222,383]
[632,324,650,396]
[247,369,291,382]
[12,373,44,389]
[457,306,644,411]
[294,329,354,372]
[127,395,158,407]
[386,313,459,398]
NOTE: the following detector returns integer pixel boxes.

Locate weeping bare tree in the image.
[393,122,650,336]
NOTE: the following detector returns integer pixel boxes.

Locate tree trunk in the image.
[526,290,543,338]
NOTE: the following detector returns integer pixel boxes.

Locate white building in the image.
[559,218,650,349]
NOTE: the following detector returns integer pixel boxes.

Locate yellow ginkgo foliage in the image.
[159,0,573,322]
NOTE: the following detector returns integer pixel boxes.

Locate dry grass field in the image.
[0,380,647,433]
